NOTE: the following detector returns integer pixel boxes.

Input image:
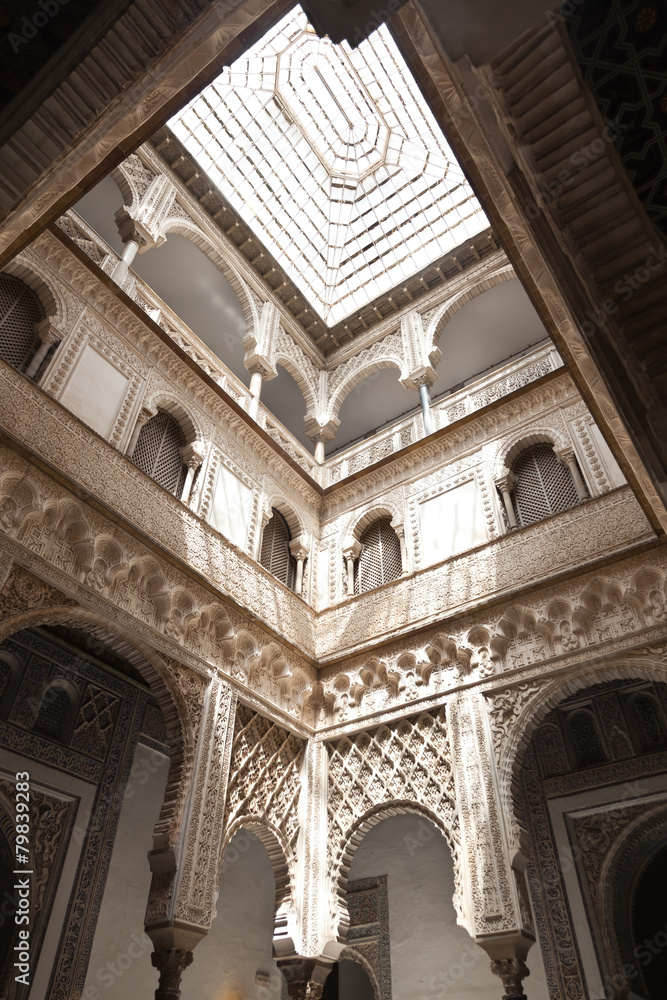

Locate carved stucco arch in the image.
[499,652,667,855]
[427,263,515,350]
[158,216,255,344]
[2,255,66,332]
[343,501,405,550]
[599,801,667,995]
[261,489,307,542]
[492,422,571,481]
[0,605,200,851]
[332,800,456,940]
[274,356,318,417]
[141,389,204,447]
[108,162,138,212]
[329,356,404,424]
[220,814,295,942]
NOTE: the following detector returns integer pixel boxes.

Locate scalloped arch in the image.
[493,422,570,480]
[141,390,204,446]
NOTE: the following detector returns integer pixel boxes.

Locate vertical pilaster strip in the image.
[297,735,329,956]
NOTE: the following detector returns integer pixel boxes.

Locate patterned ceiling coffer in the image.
[567,0,667,238]
[169,6,487,327]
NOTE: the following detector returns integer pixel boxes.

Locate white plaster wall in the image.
[82,743,169,1000]
[210,463,253,550]
[59,342,129,438]
[418,478,488,567]
[182,829,283,1000]
[346,814,549,1000]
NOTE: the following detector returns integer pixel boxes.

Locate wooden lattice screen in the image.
[512,443,581,527]
[0,275,43,371]
[133,410,187,497]
[355,517,402,595]
[260,509,296,589]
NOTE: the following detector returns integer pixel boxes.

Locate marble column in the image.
[25,319,61,379]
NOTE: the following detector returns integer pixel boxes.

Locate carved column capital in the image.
[151,948,193,1000]
[400,364,438,390]
[342,538,362,561]
[180,441,207,471]
[114,206,153,250]
[34,317,62,347]
[278,958,332,1000]
[494,471,516,494]
[489,957,529,999]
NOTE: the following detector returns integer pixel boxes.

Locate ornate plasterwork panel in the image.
[316,486,652,660]
[170,678,236,929]
[222,702,305,939]
[0,454,321,731]
[326,708,459,933]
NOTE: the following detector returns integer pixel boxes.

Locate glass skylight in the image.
[170,7,489,325]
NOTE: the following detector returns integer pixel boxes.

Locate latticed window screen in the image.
[512,443,581,527]
[260,509,296,589]
[0,275,43,371]
[354,517,402,595]
[133,410,187,497]
[34,686,72,743]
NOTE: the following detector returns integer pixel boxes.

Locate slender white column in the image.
[111,238,140,285]
[495,474,518,530]
[558,448,588,501]
[248,369,263,421]
[419,381,435,436]
[314,434,326,465]
[180,443,206,505]
[25,321,60,379]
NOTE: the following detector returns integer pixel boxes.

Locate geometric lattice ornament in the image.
[224,703,304,862]
[0,274,43,371]
[512,443,580,527]
[327,709,457,920]
[132,409,186,497]
[355,517,402,595]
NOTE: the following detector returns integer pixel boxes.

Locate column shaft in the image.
[419,383,434,436]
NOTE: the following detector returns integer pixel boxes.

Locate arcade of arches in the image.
[1,1,667,999]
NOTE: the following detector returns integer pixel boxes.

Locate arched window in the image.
[354,517,402,595]
[132,409,187,497]
[260,508,296,589]
[0,274,43,372]
[511,443,583,527]
[33,682,76,744]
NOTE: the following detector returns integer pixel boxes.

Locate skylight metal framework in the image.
[170,7,488,325]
